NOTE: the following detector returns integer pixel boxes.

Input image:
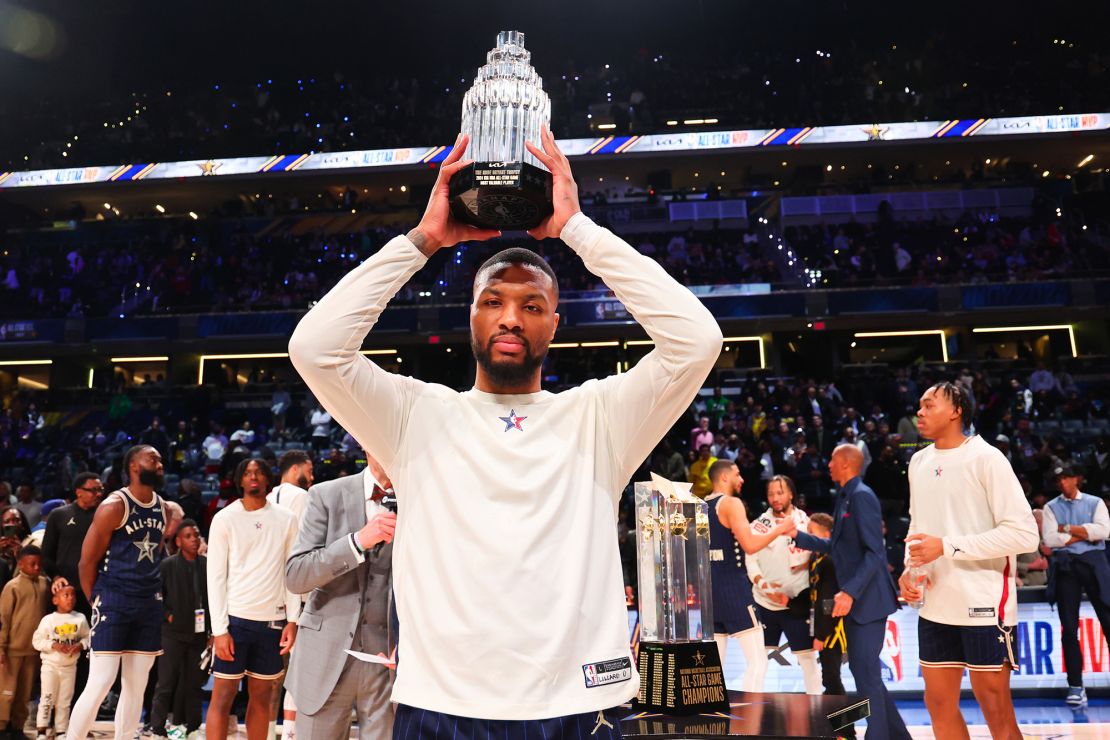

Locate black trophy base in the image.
[448,160,553,231]
[634,641,729,716]
[620,690,869,738]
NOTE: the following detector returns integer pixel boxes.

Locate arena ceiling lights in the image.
[972,324,1077,358]
[853,330,949,363]
[0,359,52,366]
[196,350,397,384]
[110,356,169,363]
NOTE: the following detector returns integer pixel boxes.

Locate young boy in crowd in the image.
[808,512,854,736]
[0,546,51,739]
[149,519,209,739]
[32,584,89,739]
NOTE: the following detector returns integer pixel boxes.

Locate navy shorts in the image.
[393,704,624,739]
[90,591,163,655]
[756,604,813,653]
[714,603,761,636]
[212,617,285,680]
[918,617,1016,671]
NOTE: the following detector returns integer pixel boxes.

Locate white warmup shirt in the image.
[906,435,1039,626]
[747,507,812,608]
[207,499,302,635]
[267,482,309,525]
[289,213,722,720]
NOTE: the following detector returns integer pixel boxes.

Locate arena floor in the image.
[72,698,1110,737]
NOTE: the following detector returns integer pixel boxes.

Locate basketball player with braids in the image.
[902,382,1039,740]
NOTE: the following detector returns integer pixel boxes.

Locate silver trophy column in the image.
[449,30,553,231]
[633,474,728,714]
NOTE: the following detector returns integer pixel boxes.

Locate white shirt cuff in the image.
[348,533,367,563]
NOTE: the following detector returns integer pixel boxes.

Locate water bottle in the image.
[906,564,928,609]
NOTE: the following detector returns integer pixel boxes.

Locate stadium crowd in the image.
[2,29,1106,171]
[0,340,1106,733]
[1,208,1105,320]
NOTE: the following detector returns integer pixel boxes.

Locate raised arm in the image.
[526,128,723,485]
[288,134,499,471]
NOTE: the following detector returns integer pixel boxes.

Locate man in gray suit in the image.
[285,460,398,738]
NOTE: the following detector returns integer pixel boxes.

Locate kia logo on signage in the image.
[487,161,507,168]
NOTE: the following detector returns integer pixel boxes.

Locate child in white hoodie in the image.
[32,584,89,739]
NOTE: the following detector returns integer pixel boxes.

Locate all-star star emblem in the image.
[66,517,76,526]
[863,123,889,141]
[693,649,706,666]
[133,532,158,563]
[498,409,527,432]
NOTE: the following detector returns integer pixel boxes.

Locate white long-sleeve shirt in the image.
[32,611,90,668]
[288,213,722,720]
[907,435,1039,626]
[267,482,309,526]
[206,499,301,635]
[747,507,812,608]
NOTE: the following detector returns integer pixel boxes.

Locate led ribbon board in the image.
[2,112,1106,189]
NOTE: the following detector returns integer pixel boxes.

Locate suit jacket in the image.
[793,476,899,625]
[284,471,393,715]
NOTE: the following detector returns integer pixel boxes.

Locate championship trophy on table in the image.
[633,474,729,714]
[449,30,554,231]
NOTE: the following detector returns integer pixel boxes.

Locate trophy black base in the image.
[621,690,869,738]
[448,161,553,231]
[634,641,729,716]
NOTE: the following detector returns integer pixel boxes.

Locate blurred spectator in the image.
[229,422,256,448]
[139,417,172,460]
[0,545,51,737]
[651,440,686,483]
[309,404,333,452]
[688,444,717,498]
[14,483,42,530]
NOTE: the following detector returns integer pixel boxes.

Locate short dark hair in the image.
[233,458,274,495]
[707,459,737,483]
[929,381,975,430]
[124,444,154,475]
[279,450,312,476]
[175,518,199,539]
[809,512,834,530]
[474,248,558,300]
[73,472,100,492]
[18,545,42,560]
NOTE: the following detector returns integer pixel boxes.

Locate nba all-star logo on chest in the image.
[498,409,527,432]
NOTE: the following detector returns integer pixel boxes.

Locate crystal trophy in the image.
[448,30,554,231]
[633,474,728,714]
